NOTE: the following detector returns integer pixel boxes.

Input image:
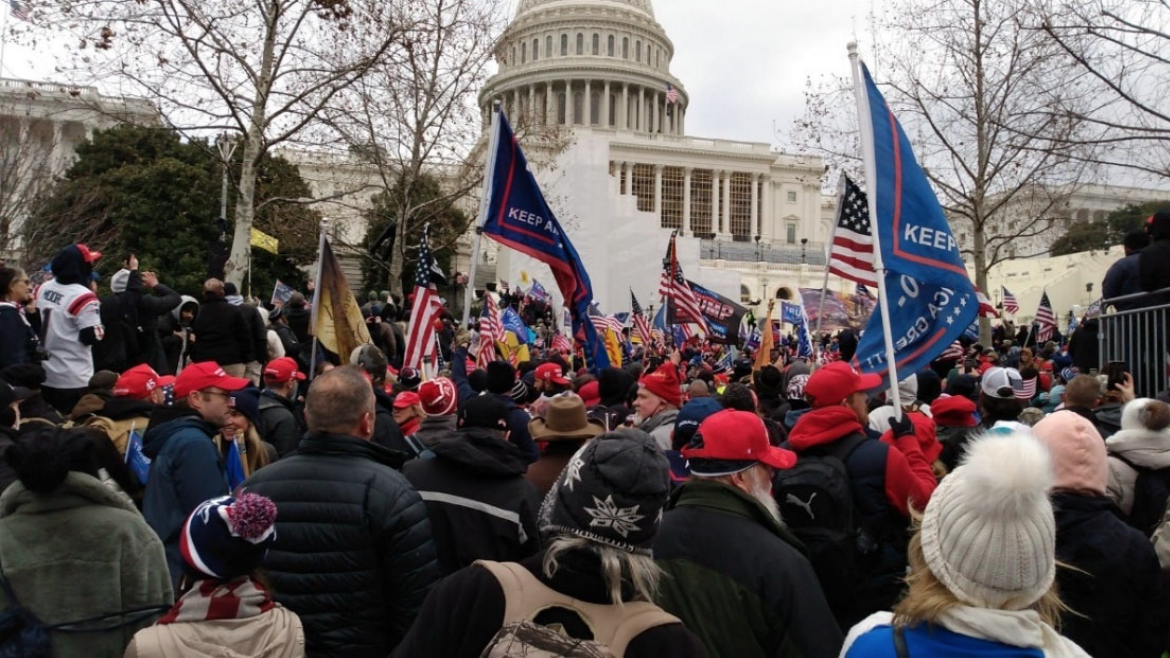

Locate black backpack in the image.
[774,433,868,618]
[1113,453,1170,536]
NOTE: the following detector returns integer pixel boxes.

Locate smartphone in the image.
[1105,361,1128,391]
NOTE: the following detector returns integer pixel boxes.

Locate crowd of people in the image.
[0,232,1169,657]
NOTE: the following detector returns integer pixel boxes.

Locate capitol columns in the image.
[710,170,721,236]
[750,172,760,241]
[603,81,611,127]
[620,83,629,130]
[760,175,774,242]
[565,79,574,125]
[622,162,632,195]
[584,80,592,125]
[546,83,555,125]
[653,164,664,216]
[683,167,693,235]
[652,91,660,134]
[528,86,536,124]
[721,170,732,239]
[637,86,645,131]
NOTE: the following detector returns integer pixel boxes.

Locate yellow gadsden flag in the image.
[314,238,370,360]
[753,301,775,372]
[250,228,279,254]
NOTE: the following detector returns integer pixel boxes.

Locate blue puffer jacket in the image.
[141,406,229,588]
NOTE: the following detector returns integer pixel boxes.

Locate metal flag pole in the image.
[849,42,903,412]
[308,218,329,379]
[815,175,847,358]
[462,101,502,330]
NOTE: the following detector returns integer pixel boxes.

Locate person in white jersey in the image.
[35,243,104,413]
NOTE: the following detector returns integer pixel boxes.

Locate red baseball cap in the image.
[394,391,421,410]
[113,364,160,399]
[263,357,306,383]
[535,363,570,386]
[804,362,882,407]
[157,375,176,388]
[173,362,251,399]
[682,409,797,473]
[418,378,457,416]
[75,243,102,263]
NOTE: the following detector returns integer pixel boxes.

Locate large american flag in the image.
[476,294,504,369]
[551,333,572,355]
[658,231,708,330]
[666,83,679,104]
[940,340,964,361]
[403,227,443,370]
[828,175,878,287]
[1002,286,1020,315]
[1035,291,1057,343]
[630,290,654,345]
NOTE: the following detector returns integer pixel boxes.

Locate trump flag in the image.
[481,112,609,369]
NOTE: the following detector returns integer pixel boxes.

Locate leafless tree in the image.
[28,0,413,287]
[0,116,64,260]
[1035,0,1170,182]
[787,0,1096,342]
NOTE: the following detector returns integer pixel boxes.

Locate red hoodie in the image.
[789,406,937,517]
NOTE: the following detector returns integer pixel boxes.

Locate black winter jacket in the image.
[393,550,708,657]
[190,299,251,365]
[1053,492,1170,658]
[256,390,303,458]
[133,281,181,373]
[1140,238,1170,306]
[449,346,539,463]
[403,428,542,575]
[237,302,268,365]
[0,303,39,369]
[372,386,411,462]
[653,480,843,658]
[243,433,441,657]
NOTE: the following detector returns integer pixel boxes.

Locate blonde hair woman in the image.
[217,388,275,488]
[841,430,1090,657]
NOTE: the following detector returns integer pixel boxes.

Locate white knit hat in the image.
[920,429,1056,611]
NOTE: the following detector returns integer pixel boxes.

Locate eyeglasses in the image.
[201,390,231,400]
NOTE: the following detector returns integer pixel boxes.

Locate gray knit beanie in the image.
[541,430,669,555]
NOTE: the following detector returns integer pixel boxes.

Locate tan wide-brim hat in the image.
[529,394,607,441]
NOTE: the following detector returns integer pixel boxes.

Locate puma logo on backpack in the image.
[475,560,678,658]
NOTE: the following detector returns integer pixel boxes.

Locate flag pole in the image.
[815,175,847,357]
[849,42,902,412]
[309,218,329,379]
[463,101,502,331]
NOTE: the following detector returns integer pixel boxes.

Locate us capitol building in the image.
[463,0,842,313]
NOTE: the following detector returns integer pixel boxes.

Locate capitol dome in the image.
[479,0,688,135]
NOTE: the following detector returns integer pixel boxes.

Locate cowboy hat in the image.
[529,395,607,441]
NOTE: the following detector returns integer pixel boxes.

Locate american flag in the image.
[856,282,874,300]
[828,175,878,287]
[589,303,624,335]
[552,333,572,355]
[403,227,443,370]
[1017,376,1038,401]
[8,0,29,21]
[476,295,503,369]
[658,231,708,331]
[940,340,964,361]
[1002,286,1020,315]
[1035,291,1057,343]
[630,290,654,345]
[975,288,999,319]
[666,83,679,104]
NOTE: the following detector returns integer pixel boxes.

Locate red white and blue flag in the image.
[658,231,708,332]
[403,226,443,371]
[975,289,999,319]
[828,175,879,288]
[477,294,504,369]
[666,83,679,104]
[1035,291,1057,343]
[630,290,654,345]
[1002,286,1020,315]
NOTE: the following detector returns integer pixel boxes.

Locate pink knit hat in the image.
[1032,410,1108,496]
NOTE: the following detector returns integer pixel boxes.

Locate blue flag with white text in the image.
[501,307,530,343]
[482,112,609,369]
[781,301,804,326]
[125,428,151,485]
[852,62,978,388]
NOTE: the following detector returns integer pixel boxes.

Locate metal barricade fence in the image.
[1098,289,1170,398]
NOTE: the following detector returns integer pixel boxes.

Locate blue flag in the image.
[652,303,667,331]
[270,279,295,306]
[528,280,550,303]
[125,428,151,485]
[482,113,609,369]
[501,307,529,343]
[796,306,815,358]
[852,62,978,387]
[224,438,246,491]
[781,301,804,326]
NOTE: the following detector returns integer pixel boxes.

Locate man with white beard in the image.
[651,409,843,658]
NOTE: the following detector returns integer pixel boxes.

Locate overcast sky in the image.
[2,0,877,151]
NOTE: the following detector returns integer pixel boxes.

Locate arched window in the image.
[561,34,568,56]
[521,42,527,63]
[775,288,793,301]
[576,33,584,55]
[636,40,642,62]
[547,36,553,58]
[740,285,752,304]
[607,35,615,56]
[622,37,629,59]
[592,33,599,55]
[532,38,539,61]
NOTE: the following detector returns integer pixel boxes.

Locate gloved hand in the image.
[890,414,916,440]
